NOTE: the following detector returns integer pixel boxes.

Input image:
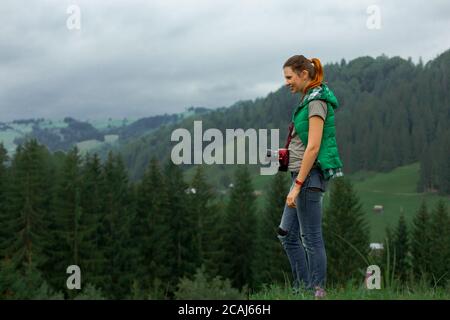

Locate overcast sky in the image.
[0,0,449,121]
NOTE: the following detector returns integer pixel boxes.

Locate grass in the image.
[329,162,450,242]
[250,283,450,300]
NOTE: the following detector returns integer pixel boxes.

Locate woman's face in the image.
[283,66,309,93]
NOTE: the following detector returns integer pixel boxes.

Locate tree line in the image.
[0,140,448,299]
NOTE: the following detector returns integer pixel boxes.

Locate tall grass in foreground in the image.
[250,282,450,300]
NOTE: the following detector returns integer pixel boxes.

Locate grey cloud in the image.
[0,0,449,121]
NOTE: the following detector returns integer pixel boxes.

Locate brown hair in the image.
[283,55,324,93]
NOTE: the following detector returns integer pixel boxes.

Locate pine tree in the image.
[3,140,54,295]
[99,152,135,298]
[392,215,410,283]
[79,153,107,289]
[0,257,60,299]
[323,177,370,286]
[257,172,290,287]
[428,200,450,287]
[189,166,222,277]
[0,257,17,299]
[382,225,395,288]
[437,131,450,194]
[221,166,257,290]
[411,200,432,280]
[0,143,10,259]
[45,147,84,292]
[134,158,172,295]
[164,162,197,286]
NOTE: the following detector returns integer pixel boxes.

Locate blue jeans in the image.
[278,168,328,291]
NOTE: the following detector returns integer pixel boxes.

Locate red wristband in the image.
[295,179,303,187]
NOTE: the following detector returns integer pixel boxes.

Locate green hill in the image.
[331,162,449,242]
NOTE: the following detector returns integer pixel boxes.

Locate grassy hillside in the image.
[340,162,449,242]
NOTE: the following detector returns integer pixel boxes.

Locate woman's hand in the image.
[286,185,301,208]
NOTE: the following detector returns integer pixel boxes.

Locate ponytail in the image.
[303,58,323,94]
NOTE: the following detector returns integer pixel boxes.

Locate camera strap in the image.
[284,122,294,149]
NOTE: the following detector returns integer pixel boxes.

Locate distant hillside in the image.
[105,107,210,141]
[0,107,211,155]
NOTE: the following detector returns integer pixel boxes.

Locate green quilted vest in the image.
[292,84,344,180]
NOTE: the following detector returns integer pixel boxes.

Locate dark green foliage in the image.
[384,200,450,287]
[189,166,223,277]
[174,267,244,300]
[221,167,258,290]
[0,143,10,259]
[73,284,106,300]
[428,200,450,286]
[7,140,53,271]
[0,140,57,297]
[133,158,172,295]
[78,153,107,289]
[411,201,432,279]
[164,162,198,288]
[45,147,84,292]
[323,177,370,286]
[257,172,291,287]
[0,258,63,299]
[98,152,135,298]
[0,137,447,298]
[392,215,411,282]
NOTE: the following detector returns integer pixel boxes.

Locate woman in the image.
[278,55,343,299]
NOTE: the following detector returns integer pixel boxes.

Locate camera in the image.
[266,148,289,171]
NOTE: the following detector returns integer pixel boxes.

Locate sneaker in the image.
[314,287,326,300]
